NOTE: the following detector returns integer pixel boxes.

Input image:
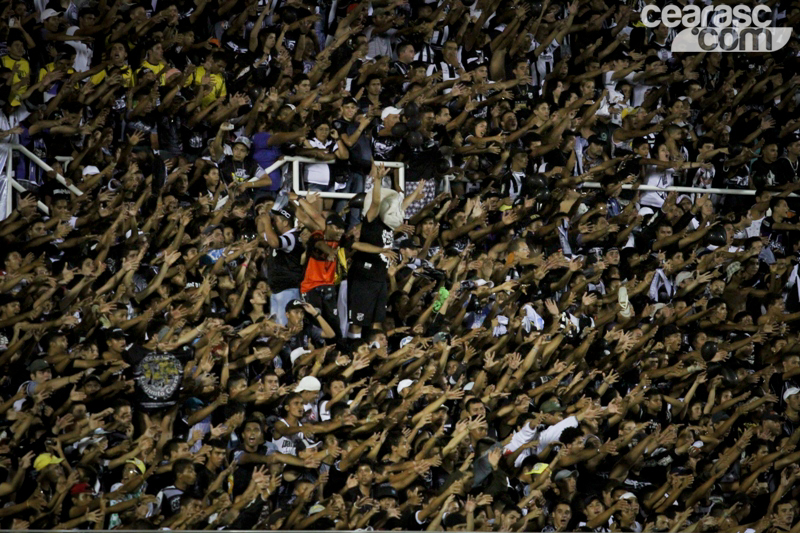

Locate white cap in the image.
[41,8,61,20]
[474,279,494,288]
[675,271,694,286]
[463,381,475,391]
[290,347,311,365]
[619,492,637,501]
[294,376,321,393]
[397,379,414,394]
[399,336,414,349]
[691,440,705,449]
[82,165,100,176]
[381,106,402,120]
[784,387,800,401]
[233,136,252,149]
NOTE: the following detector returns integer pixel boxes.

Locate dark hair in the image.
[164,438,185,459]
[172,458,194,477]
[560,427,584,446]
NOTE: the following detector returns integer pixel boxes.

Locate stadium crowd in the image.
[1,0,800,530]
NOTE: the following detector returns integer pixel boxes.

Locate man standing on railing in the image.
[262,207,304,327]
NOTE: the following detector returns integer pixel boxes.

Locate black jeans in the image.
[304,285,340,338]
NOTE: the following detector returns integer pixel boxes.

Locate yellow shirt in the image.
[138,60,168,86]
[1,55,30,106]
[38,62,76,101]
[186,65,226,107]
[90,65,135,88]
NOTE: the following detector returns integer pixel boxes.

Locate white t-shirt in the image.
[66,27,93,72]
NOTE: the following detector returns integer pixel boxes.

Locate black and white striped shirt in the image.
[426,60,461,82]
[414,42,438,64]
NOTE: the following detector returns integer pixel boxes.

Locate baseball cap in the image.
[82,165,100,176]
[308,504,326,515]
[397,379,414,393]
[108,327,126,339]
[70,482,93,496]
[619,492,638,501]
[397,238,420,249]
[620,107,639,120]
[588,135,604,146]
[41,8,61,20]
[294,376,321,393]
[526,463,550,475]
[711,411,730,424]
[272,208,294,222]
[285,299,305,313]
[325,213,346,229]
[675,271,694,286]
[443,513,466,528]
[126,458,146,474]
[554,469,579,481]
[290,347,311,365]
[375,484,399,500]
[34,453,63,471]
[381,106,402,120]
[784,387,800,401]
[540,398,565,413]
[442,513,467,528]
[233,136,252,150]
[27,359,50,372]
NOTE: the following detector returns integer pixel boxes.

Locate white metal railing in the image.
[289,156,405,198]
[215,156,405,210]
[0,143,82,218]
[3,142,795,221]
[581,182,798,196]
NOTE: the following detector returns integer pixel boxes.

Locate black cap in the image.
[375,484,399,500]
[285,299,305,312]
[28,358,51,372]
[325,213,346,229]
[341,97,358,107]
[272,208,293,222]
[397,239,419,250]
[109,327,126,339]
[588,135,604,146]
[442,513,467,528]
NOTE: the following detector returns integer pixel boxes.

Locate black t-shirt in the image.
[761,216,791,258]
[266,228,305,293]
[371,124,402,161]
[158,112,184,153]
[182,121,210,159]
[279,322,324,369]
[403,134,439,183]
[219,156,262,184]
[350,216,393,281]
[752,159,785,189]
[776,157,800,184]
[333,118,372,173]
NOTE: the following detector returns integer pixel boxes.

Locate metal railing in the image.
[581,182,798,197]
[2,142,794,221]
[215,156,406,210]
[0,142,82,219]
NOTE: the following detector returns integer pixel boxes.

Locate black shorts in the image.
[348,277,388,327]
